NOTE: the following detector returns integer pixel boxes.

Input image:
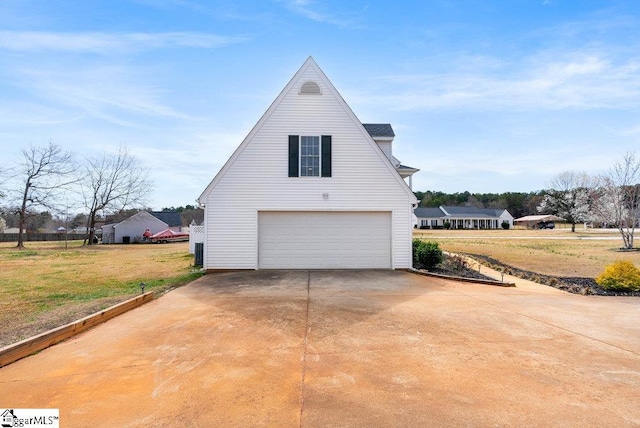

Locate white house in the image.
[414,206,514,229]
[197,57,418,270]
[101,211,168,244]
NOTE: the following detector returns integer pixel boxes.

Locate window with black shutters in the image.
[288,135,332,178]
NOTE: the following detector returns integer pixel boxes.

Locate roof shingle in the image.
[362,123,395,138]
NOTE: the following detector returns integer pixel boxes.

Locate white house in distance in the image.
[414,206,514,229]
[101,211,168,244]
[197,57,418,270]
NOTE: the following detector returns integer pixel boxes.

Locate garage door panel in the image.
[258,211,391,269]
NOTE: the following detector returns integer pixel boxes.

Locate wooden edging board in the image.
[0,292,154,368]
[408,268,516,287]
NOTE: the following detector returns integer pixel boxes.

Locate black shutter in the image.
[288,135,299,177]
[321,135,332,177]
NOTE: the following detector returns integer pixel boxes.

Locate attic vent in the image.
[299,81,321,95]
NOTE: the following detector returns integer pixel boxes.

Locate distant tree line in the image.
[0,206,203,238]
[160,205,204,226]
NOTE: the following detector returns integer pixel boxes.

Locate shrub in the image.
[447,253,468,270]
[443,221,451,230]
[596,260,640,291]
[412,239,444,270]
[501,221,510,230]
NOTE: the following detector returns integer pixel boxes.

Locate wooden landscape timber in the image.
[0,292,153,367]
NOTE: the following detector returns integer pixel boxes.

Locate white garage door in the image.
[258,211,391,269]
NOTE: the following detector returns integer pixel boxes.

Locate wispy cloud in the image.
[0,31,248,54]
[13,65,191,127]
[278,0,367,28]
[356,51,640,112]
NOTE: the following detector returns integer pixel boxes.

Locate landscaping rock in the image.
[466,254,640,297]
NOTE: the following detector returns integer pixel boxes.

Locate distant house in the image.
[3,227,25,234]
[414,206,514,229]
[101,211,168,244]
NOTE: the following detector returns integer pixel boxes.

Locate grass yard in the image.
[0,241,201,347]
[414,228,640,279]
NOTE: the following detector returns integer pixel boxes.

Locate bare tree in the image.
[11,143,77,248]
[591,152,640,249]
[82,147,153,245]
[0,164,7,200]
[537,171,593,232]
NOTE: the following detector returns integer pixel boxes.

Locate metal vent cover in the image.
[299,80,321,95]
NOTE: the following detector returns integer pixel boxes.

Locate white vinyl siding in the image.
[105,212,167,244]
[258,212,391,269]
[201,60,415,270]
[499,210,514,227]
[376,141,392,160]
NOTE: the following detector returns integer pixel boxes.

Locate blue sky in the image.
[1,0,639,211]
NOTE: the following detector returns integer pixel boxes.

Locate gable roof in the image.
[362,123,395,138]
[441,206,505,217]
[113,211,168,228]
[415,206,510,219]
[150,211,182,227]
[414,207,446,218]
[198,57,416,205]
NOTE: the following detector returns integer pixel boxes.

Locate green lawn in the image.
[0,241,202,347]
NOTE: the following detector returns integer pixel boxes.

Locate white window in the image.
[300,136,320,177]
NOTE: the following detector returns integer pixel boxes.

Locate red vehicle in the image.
[149,229,189,243]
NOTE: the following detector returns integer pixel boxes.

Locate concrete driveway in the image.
[1,270,639,427]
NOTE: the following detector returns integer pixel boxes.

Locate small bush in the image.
[447,254,468,270]
[443,221,451,230]
[501,221,510,230]
[596,260,640,291]
[412,239,443,270]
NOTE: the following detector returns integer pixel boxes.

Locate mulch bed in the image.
[464,254,640,297]
[425,254,496,282]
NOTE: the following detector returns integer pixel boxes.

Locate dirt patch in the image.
[467,253,640,297]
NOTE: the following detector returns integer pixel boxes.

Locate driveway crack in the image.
[299,270,311,427]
